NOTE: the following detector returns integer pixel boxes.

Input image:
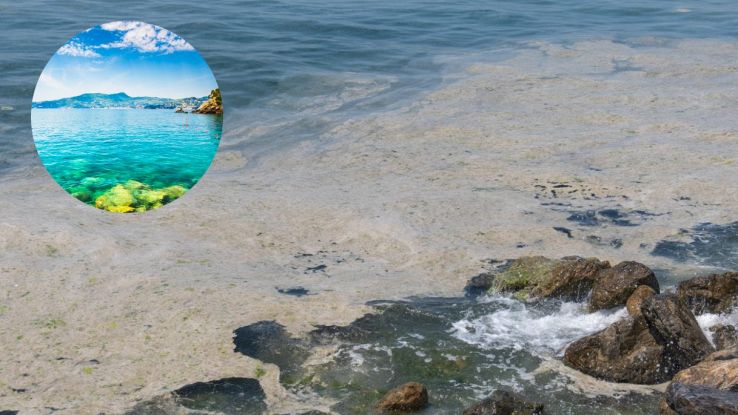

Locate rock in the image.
[626,285,657,316]
[670,353,738,391]
[659,398,679,415]
[462,389,544,415]
[641,293,714,372]
[563,315,671,384]
[194,88,223,114]
[377,382,428,412]
[95,184,135,212]
[465,272,495,296]
[711,324,738,351]
[589,261,659,312]
[493,256,609,301]
[677,272,738,315]
[663,382,738,414]
[705,346,738,362]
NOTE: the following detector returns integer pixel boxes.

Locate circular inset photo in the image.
[32,21,222,213]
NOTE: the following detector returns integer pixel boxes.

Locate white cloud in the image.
[57,41,101,58]
[99,21,194,54]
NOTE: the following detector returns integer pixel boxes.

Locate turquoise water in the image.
[31,109,221,209]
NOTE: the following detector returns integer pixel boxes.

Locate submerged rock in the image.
[677,272,738,315]
[563,315,671,384]
[625,285,657,317]
[493,256,609,301]
[710,324,738,351]
[233,320,309,383]
[462,389,544,415]
[589,261,659,312]
[663,382,738,414]
[640,293,714,372]
[93,180,187,213]
[126,377,266,415]
[377,382,428,412]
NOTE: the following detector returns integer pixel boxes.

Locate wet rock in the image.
[563,315,671,384]
[464,272,495,297]
[677,272,738,315]
[126,377,266,415]
[377,382,428,412]
[663,382,738,414]
[626,285,657,317]
[589,261,659,312]
[711,324,738,351]
[493,256,609,301]
[705,346,738,362]
[462,389,544,415]
[670,352,738,391]
[659,398,679,415]
[641,294,714,371]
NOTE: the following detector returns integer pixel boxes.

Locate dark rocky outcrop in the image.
[562,315,671,384]
[377,382,428,412]
[493,256,609,301]
[677,272,738,315]
[462,389,544,415]
[711,324,738,351]
[626,285,656,317]
[588,261,659,312]
[662,382,738,414]
[194,88,223,114]
[641,294,714,372]
[465,272,496,297]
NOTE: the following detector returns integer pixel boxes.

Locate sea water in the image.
[31,109,221,206]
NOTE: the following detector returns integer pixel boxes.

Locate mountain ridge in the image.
[32,92,208,109]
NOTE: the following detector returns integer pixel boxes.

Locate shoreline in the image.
[2,38,738,413]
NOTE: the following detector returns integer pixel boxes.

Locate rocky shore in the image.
[466,256,738,414]
[193,88,223,115]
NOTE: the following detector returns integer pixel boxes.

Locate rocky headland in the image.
[194,88,223,115]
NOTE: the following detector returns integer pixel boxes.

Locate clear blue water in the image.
[3,1,738,173]
[31,109,221,207]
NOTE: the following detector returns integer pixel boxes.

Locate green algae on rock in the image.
[491,256,610,302]
[93,180,187,213]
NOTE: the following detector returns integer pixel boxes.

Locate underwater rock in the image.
[677,272,738,315]
[711,325,738,351]
[194,88,223,114]
[95,184,135,212]
[626,285,657,317]
[462,389,544,415]
[588,261,659,312]
[92,180,187,213]
[641,294,714,372]
[492,256,609,301]
[662,382,738,414]
[376,382,428,412]
[233,320,309,383]
[563,315,671,384]
[126,377,266,415]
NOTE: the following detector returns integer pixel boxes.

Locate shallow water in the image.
[31,109,221,207]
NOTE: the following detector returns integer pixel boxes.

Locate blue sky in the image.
[33,21,218,101]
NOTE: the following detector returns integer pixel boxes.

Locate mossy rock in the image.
[492,256,610,302]
[493,256,558,293]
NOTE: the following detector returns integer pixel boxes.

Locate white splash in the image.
[450,295,627,356]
